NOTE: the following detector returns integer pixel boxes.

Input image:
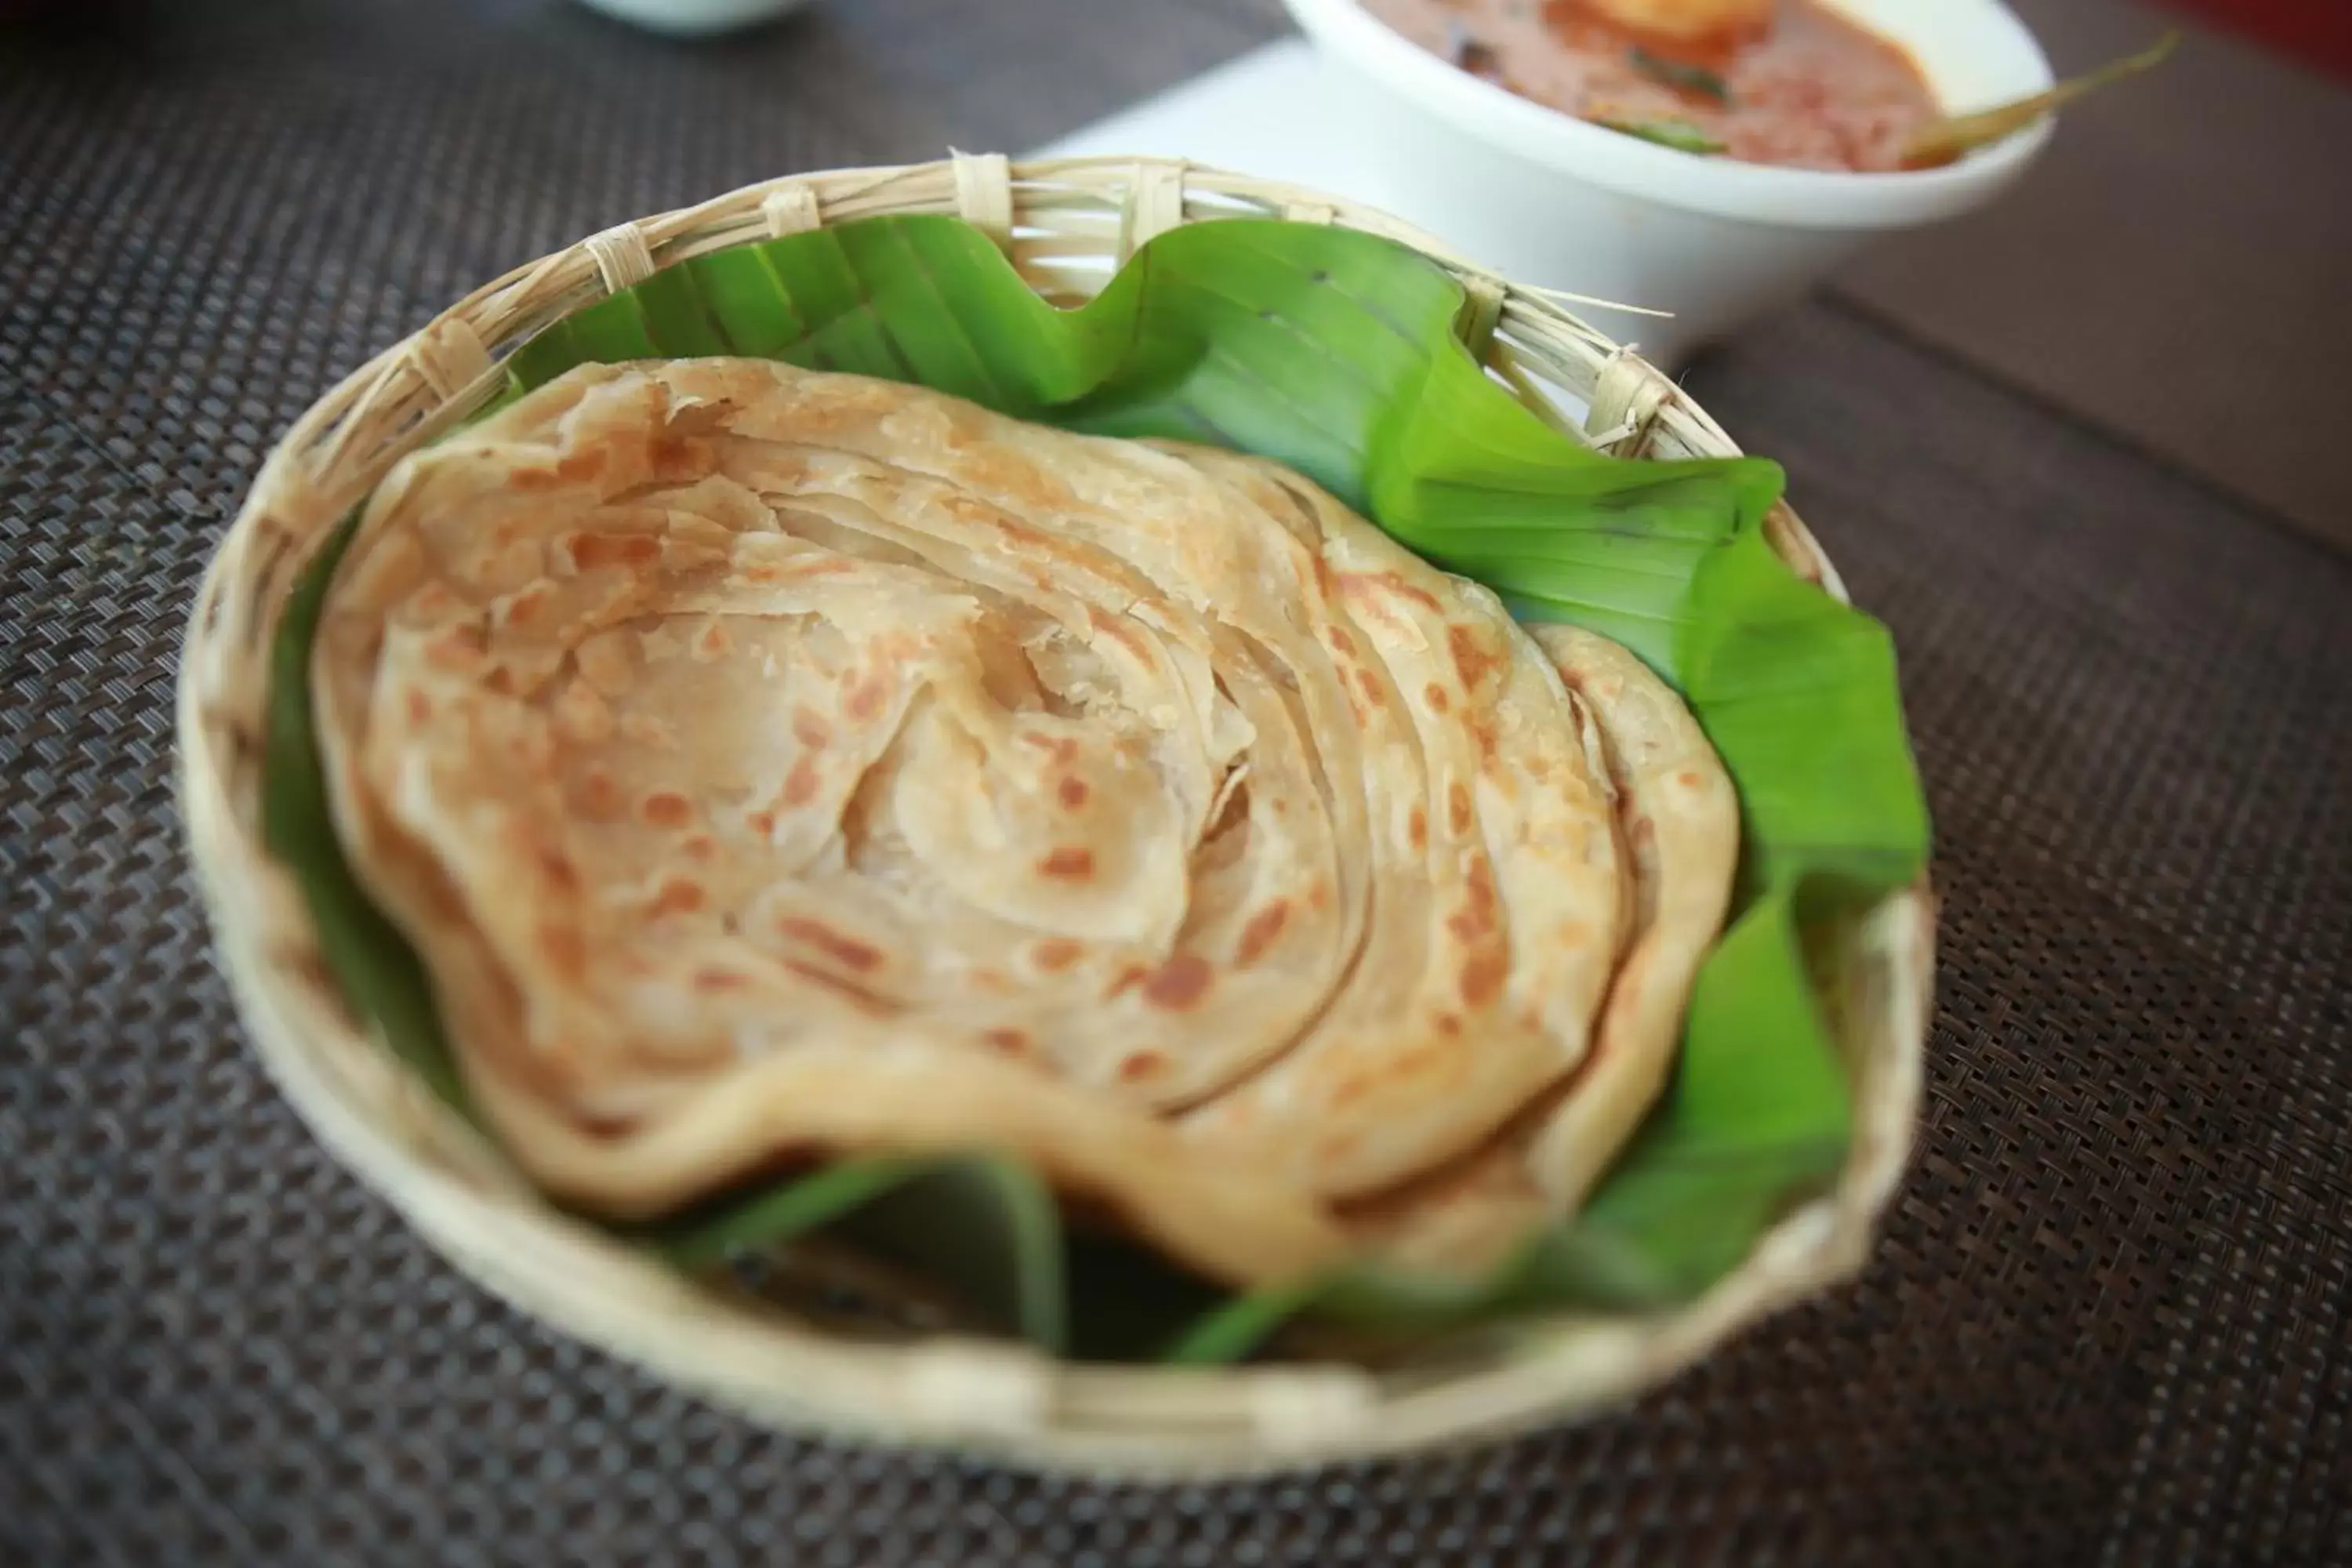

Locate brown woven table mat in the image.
[4,2,2347,1563]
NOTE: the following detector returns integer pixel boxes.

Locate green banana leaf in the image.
[262,212,1928,1364]
[262,508,471,1115]
[655,1155,1068,1352]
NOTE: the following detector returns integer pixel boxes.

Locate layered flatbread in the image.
[310,358,1722,1288]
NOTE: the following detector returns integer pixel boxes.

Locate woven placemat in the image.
[4,2,2348,1562]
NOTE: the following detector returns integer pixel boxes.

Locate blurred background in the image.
[5,4,2350,1563]
[5,0,2346,547]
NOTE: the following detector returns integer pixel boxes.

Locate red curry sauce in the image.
[1364,0,1944,172]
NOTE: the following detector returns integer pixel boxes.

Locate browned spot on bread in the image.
[939,405,986,450]
[1119,1050,1167,1082]
[775,916,883,973]
[405,690,432,725]
[972,970,1015,995]
[535,848,581,895]
[557,447,606,483]
[781,757,821,808]
[745,808,775,839]
[648,430,710,482]
[694,967,750,993]
[844,677,888,724]
[939,492,1015,534]
[1448,780,1474,837]
[1448,623,1502,691]
[1470,716,1499,764]
[1460,949,1509,1008]
[1312,554,1339,604]
[1409,806,1428,850]
[572,533,662,572]
[509,465,562,492]
[1033,938,1084,972]
[1423,682,1450,713]
[1058,775,1090,810]
[1354,667,1385,708]
[681,834,717,861]
[1317,1130,1361,1167]
[1676,769,1707,789]
[1396,1037,1451,1077]
[482,666,517,697]
[1447,862,1500,945]
[639,791,694,828]
[1107,964,1151,999]
[970,445,1077,511]
[1040,847,1094,880]
[503,587,546,626]
[757,448,813,485]
[419,869,466,923]
[781,959,896,1017]
[572,1105,647,1138]
[539,922,587,978]
[425,625,485,673]
[793,707,831,749]
[1308,880,1332,912]
[1324,624,1356,657]
[1236,900,1291,967]
[1142,953,1213,1011]
[648,877,706,919]
[1086,603,1149,658]
[698,621,729,657]
[984,1028,1033,1056]
[782,377,897,434]
[1436,1012,1463,1037]
[1020,731,1082,765]
[579,768,624,820]
[1466,856,1497,915]
[1345,570,1441,612]
[1628,817,1657,851]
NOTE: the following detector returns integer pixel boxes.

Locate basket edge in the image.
[170,152,1937,1478]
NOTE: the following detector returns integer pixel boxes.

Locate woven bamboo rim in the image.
[176,153,1935,1478]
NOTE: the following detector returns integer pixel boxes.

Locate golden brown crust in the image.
[1343,624,1740,1272]
[313,360,1671,1286]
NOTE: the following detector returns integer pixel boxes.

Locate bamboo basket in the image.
[176,154,1935,1479]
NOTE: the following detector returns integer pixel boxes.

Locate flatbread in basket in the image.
[177,156,1933,1475]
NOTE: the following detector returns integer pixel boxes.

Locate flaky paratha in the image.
[312,358,1688,1287]
[1344,625,1740,1272]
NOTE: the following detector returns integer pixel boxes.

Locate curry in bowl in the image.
[1365,0,2171,172]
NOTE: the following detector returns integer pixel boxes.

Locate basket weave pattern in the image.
[176,153,1934,1475]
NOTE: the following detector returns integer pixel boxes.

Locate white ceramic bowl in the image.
[572,0,814,38]
[1279,0,2056,367]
